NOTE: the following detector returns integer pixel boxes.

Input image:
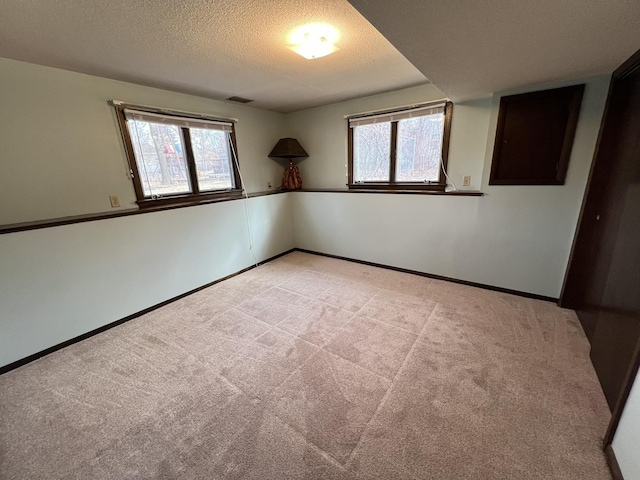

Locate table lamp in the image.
[268,138,308,190]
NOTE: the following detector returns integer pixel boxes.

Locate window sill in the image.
[136,190,244,210]
[348,183,446,192]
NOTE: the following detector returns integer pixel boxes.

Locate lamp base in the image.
[282,158,302,190]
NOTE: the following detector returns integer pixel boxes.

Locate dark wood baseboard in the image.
[293,248,558,303]
[606,444,625,480]
[0,246,558,375]
[0,248,295,376]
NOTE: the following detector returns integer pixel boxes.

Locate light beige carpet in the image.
[0,251,612,479]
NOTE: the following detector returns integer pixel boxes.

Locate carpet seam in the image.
[270,405,352,468]
[218,325,322,398]
[321,318,418,382]
[344,301,440,473]
[273,268,437,337]
[267,348,352,466]
[264,289,393,467]
[313,291,433,382]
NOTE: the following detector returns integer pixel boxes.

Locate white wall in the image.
[0,57,611,366]
[0,57,287,225]
[0,58,295,368]
[288,77,610,298]
[612,371,640,479]
[0,193,294,367]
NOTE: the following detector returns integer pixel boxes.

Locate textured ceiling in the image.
[348,0,640,102]
[0,0,428,113]
[4,1,638,113]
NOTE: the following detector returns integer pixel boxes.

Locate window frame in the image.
[114,104,243,209]
[347,101,453,191]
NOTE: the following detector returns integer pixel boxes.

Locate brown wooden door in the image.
[561,50,640,411]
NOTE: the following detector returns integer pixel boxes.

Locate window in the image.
[114,104,242,208]
[348,102,452,191]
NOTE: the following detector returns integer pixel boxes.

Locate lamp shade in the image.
[269,138,308,158]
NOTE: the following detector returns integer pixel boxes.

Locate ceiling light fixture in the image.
[288,23,340,60]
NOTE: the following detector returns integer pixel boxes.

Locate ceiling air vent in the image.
[226,96,253,104]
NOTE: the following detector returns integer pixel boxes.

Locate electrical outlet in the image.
[463,175,471,187]
[109,195,121,208]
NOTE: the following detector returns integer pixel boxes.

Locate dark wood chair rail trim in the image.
[0,189,286,235]
[1,186,483,235]
[298,188,483,196]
